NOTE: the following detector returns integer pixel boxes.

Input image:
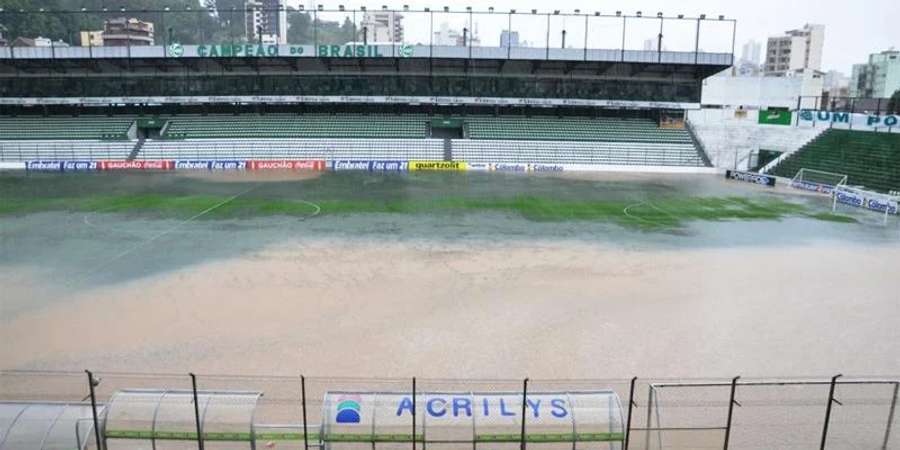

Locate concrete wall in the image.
[688,108,825,170]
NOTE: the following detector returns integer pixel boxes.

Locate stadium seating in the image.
[162,114,428,139]
[452,140,705,167]
[464,116,693,144]
[769,129,900,193]
[0,140,135,161]
[0,116,134,140]
[139,139,444,161]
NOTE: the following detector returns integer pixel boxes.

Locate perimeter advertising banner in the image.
[171,160,248,170]
[798,110,900,130]
[408,161,468,171]
[835,186,899,215]
[725,170,777,187]
[99,160,175,170]
[791,180,835,194]
[25,161,64,172]
[247,160,326,171]
[758,109,793,126]
[332,160,408,172]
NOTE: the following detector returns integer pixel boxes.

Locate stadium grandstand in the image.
[0,6,736,170]
[768,129,900,193]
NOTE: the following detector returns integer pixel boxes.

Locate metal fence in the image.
[0,7,736,58]
[797,97,899,115]
[0,370,896,450]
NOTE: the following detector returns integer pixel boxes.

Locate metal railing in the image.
[0,7,735,64]
[0,370,896,450]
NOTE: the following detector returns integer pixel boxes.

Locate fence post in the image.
[190,373,205,450]
[624,377,637,450]
[820,374,842,450]
[412,377,417,450]
[723,376,741,450]
[520,378,529,450]
[302,375,309,450]
[85,370,103,450]
[883,382,899,450]
[644,384,654,450]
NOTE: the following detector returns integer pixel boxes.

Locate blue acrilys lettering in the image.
[550,399,568,418]
[427,398,447,417]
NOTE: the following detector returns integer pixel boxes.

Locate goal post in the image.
[790,168,848,194]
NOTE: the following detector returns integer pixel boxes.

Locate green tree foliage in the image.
[287,9,356,45]
[0,0,222,45]
[0,1,361,46]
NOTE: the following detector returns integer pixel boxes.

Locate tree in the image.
[287,11,356,45]
[889,90,900,115]
[0,0,223,45]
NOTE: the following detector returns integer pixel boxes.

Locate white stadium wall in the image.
[700,73,823,109]
[688,108,825,170]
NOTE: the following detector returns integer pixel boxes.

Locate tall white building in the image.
[822,70,850,97]
[764,24,824,77]
[359,11,404,43]
[433,22,479,46]
[500,30,519,48]
[245,0,287,45]
[850,49,900,98]
[740,40,761,66]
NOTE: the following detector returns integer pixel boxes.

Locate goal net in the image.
[791,168,848,194]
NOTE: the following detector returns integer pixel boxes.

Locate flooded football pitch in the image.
[1,170,898,378]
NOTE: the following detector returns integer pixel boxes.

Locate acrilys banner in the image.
[725,170,776,187]
[408,161,468,171]
[99,160,175,170]
[247,160,326,171]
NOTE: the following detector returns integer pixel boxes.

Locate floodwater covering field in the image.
[1,170,898,378]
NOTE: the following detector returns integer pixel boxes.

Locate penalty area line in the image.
[76,184,260,280]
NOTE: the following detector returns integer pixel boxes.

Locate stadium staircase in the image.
[684,121,713,167]
[127,138,146,161]
[769,129,900,193]
[443,139,453,161]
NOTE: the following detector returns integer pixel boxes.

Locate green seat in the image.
[770,129,900,193]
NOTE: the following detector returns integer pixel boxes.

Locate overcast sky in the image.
[288,0,898,74]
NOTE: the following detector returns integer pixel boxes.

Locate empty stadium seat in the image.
[0,140,135,160]
[162,114,427,139]
[139,139,443,161]
[0,116,134,140]
[464,116,693,144]
[769,130,900,193]
[451,139,705,167]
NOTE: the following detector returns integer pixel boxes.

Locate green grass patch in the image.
[0,192,854,230]
[806,212,858,223]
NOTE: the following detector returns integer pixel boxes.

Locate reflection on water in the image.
[0,171,897,312]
